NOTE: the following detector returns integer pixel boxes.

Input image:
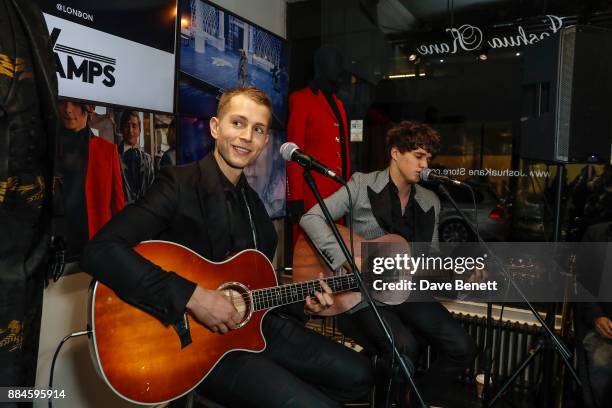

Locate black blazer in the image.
[81,154,278,325]
[1,1,61,267]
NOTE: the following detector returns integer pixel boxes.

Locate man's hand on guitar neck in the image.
[304,273,334,315]
[186,286,242,334]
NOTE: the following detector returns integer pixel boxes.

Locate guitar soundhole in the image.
[218,282,253,329]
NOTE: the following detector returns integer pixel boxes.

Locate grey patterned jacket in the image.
[299,167,440,305]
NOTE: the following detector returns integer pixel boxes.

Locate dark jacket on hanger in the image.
[0,0,59,194]
[0,0,59,388]
[0,0,59,223]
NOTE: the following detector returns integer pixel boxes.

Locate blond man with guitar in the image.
[300,121,477,407]
[81,86,372,407]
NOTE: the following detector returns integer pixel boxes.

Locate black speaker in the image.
[520,25,612,163]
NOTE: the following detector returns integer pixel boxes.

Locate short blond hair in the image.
[217,86,273,123]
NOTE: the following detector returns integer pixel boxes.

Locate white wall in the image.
[211,0,287,38]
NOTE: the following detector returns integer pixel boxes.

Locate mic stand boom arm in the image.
[302,169,429,408]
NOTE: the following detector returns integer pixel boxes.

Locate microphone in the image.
[420,168,466,186]
[280,142,345,184]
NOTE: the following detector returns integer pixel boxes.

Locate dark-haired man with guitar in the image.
[81,86,372,407]
[300,121,477,407]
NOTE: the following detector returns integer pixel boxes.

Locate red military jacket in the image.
[86,137,125,238]
[286,87,350,212]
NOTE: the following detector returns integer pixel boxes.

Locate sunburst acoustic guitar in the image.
[88,240,358,405]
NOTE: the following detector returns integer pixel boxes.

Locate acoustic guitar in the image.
[88,240,358,405]
[293,224,409,314]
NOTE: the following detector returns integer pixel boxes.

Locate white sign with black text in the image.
[43,13,175,112]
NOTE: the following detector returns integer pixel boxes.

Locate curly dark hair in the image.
[385,121,441,159]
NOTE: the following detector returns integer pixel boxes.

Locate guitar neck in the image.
[252,274,357,311]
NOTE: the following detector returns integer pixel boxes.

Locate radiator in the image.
[449,312,544,394]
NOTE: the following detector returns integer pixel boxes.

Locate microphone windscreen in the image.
[280,142,299,161]
[420,168,433,182]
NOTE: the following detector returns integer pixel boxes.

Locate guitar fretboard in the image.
[251,274,357,311]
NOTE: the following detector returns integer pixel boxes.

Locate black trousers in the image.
[195,313,373,408]
[346,300,477,406]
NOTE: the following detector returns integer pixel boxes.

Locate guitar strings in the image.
[249,275,357,303]
[224,275,358,310]
[253,279,354,310]
[235,275,357,301]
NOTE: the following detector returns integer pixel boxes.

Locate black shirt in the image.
[388,181,417,242]
[217,161,259,255]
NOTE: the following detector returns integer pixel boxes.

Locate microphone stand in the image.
[435,184,498,405]
[302,169,429,408]
[436,183,580,407]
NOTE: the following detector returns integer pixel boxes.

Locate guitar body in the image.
[88,241,277,405]
[293,224,408,313]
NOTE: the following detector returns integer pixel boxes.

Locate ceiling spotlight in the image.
[479,52,488,61]
[439,59,444,63]
[515,52,521,56]
[408,53,418,62]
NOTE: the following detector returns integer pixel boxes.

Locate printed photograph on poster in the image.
[96,109,175,200]
[58,101,173,259]
[155,114,178,168]
[178,116,215,165]
[112,110,156,204]
[179,0,289,127]
[178,75,221,118]
[179,116,286,218]
[87,106,166,204]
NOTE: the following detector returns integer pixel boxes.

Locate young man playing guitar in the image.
[81,86,372,407]
[300,121,477,407]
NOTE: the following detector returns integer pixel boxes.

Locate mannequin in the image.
[286,45,350,235]
[0,0,59,391]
